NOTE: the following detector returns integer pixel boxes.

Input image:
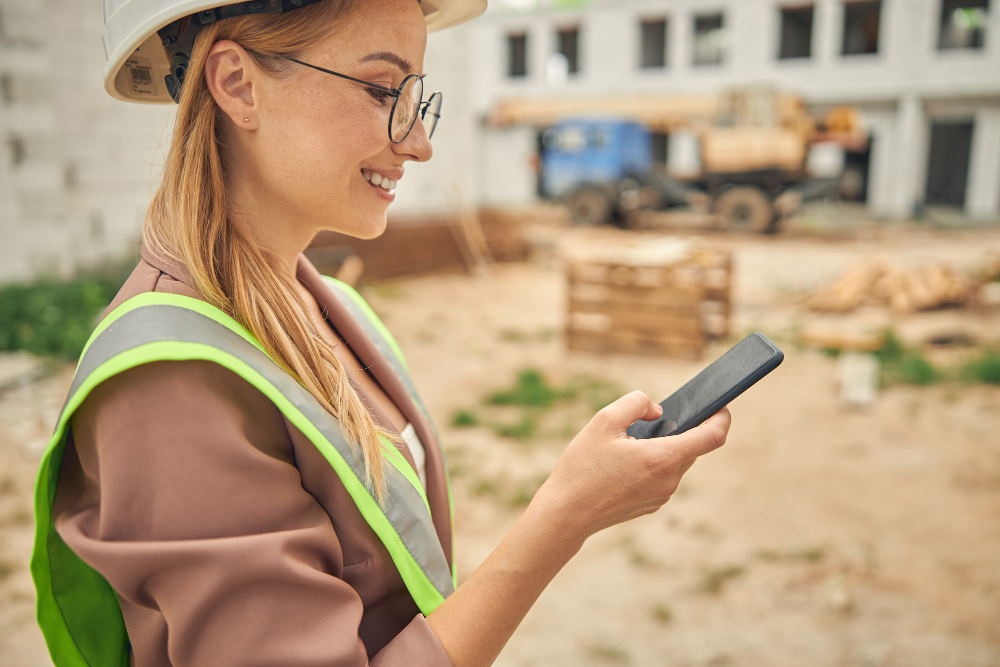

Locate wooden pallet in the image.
[564,250,732,359]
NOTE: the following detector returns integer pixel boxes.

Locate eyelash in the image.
[367,88,394,106]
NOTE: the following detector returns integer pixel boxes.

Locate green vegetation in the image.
[584,641,631,664]
[695,564,745,595]
[811,328,1000,390]
[962,349,1000,385]
[0,262,132,360]
[470,479,500,498]
[485,368,574,408]
[873,329,941,386]
[564,374,628,412]
[651,603,673,625]
[450,409,479,427]
[446,368,625,442]
[494,413,539,440]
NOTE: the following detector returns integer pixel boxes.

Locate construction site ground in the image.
[2,218,999,666]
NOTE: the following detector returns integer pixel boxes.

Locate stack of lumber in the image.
[565,248,732,359]
[308,211,529,282]
[807,260,976,314]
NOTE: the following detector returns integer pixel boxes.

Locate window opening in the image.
[693,13,726,66]
[640,18,667,68]
[779,5,814,59]
[507,32,528,77]
[842,1,881,55]
[556,26,580,74]
[938,0,989,49]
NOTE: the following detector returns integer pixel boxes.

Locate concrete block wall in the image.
[0,0,174,283]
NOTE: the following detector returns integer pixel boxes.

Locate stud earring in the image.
[243,117,250,122]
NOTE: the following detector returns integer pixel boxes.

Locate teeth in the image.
[361,169,398,191]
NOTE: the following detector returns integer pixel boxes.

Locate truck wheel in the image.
[714,186,775,233]
[568,186,613,226]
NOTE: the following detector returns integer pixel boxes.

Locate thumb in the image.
[599,390,663,434]
[647,407,731,469]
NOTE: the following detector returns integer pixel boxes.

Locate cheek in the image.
[269,97,389,197]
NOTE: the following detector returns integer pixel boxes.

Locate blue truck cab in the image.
[541,119,652,199]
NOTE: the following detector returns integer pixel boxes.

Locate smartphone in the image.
[626,332,784,439]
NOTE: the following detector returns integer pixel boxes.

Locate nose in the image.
[394,115,433,163]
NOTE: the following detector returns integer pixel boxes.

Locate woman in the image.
[32,0,732,665]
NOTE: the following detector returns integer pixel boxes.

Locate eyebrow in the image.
[359,51,419,75]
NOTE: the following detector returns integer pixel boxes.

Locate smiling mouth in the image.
[361,168,397,194]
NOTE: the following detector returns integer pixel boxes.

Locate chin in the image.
[353,212,390,240]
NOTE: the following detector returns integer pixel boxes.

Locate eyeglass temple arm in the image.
[286,58,399,95]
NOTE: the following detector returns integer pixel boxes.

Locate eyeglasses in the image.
[285,57,442,144]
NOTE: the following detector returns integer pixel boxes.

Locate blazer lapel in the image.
[296,256,453,566]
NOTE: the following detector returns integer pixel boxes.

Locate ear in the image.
[204,40,258,128]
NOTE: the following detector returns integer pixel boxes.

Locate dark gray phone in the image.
[626,332,783,439]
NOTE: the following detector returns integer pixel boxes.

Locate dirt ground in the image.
[2,221,999,666]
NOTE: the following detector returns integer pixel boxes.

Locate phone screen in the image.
[627,333,783,439]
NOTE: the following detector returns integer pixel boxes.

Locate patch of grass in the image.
[895,352,940,385]
[627,547,661,569]
[584,641,631,664]
[493,414,539,440]
[820,347,841,359]
[498,328,528,342]
[695,564,745,595]
[651,602,673,625]
[963,349,1000,385]
[564,374,627,412]
[873,328,906,365]
[484,368,573,408]
[0,261,133,360]
[470,479,500,498]
[450,409,479,427]
[874,328,941,386]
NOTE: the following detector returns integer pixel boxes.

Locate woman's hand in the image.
[535,390,732,545]
[428,390,731,666]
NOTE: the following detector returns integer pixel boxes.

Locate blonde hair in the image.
[143,0,404,504]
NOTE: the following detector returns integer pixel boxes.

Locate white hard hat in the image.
[103,0,487,103]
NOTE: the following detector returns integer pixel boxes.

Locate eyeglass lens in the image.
[423,92,442,140]
[391,75,424,143]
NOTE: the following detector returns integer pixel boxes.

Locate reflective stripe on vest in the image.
[31,285,454,667]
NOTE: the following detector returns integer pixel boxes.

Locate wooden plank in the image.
[568,287,703,311]
[567,301,702,332]
[566,324,704,348]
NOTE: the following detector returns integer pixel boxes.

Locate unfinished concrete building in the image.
[471,0,1000,221]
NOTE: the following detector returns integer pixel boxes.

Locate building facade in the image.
[468,0,1000,220]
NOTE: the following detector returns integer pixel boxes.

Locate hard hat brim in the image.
[103,0,487,103]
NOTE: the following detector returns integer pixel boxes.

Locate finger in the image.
[647,407,731,468]
[598,390,662,432]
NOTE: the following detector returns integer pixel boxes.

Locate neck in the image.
[227,168,317,286]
